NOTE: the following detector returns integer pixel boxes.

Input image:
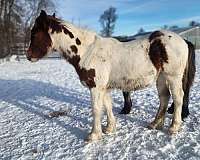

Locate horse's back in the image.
[87,31,189,90]
[106,39,157,90]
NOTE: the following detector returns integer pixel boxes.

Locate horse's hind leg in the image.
[103,91,116,134]
[181,90,190,119]
[148,74,170,130]
[167,93,189,120]
[167,75,184,134]
[120,91,132,114]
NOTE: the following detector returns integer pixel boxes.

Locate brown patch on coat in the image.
[62,52,96,88]
[149,31,164,42]
[49,17,62,33]
[70,45,78,54]
[78,67,96,88]
[149,39,168,70]
[76,38,81,45]
[67,49,71,54]
[62,26,74,39]
[47,16,74,39]
[49,20,74,38]
[70,55,96,88]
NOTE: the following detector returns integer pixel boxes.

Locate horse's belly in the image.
[107,71,156,91]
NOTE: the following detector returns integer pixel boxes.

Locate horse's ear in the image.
[52,13,56,18]
[40,10,47,18]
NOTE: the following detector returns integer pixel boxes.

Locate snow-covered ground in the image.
[0,52,200,160]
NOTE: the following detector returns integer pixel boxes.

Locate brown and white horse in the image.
[27,10,195,142]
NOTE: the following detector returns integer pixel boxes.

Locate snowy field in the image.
[0,52,200,160]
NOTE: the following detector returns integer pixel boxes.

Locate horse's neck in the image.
[52,22,97,58]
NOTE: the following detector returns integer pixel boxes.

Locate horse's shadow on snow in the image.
[0,79,159,140]
[0,79,91,140]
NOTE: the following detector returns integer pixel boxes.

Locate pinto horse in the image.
[27,10,195,142]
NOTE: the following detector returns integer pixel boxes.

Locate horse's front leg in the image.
[86,88,104,142]
[103,91,116,134]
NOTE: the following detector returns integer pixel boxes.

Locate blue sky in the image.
[56,0,200,36]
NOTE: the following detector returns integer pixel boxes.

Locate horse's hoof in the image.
[147,123,157,130]
[181,111,189,120]
[119,108,131,114]
[147,121,164,130]
[102,125,116,134]
[169,124,182,135]
[85,133,102,142]
[168,128,178,135]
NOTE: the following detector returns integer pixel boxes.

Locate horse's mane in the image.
[47,15,97,39]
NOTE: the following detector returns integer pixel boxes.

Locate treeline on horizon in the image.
[0,3,199,58]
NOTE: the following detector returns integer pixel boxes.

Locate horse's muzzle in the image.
[26,48,39,62]
[26,48,32,61]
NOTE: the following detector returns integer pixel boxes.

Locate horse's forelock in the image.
[33,14,62,33]
[33,13,76,41]
[45,16,74,39]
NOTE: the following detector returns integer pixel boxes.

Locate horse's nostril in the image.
[27,56,31,61]
[27,48,32,61]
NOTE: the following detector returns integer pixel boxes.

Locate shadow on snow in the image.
[0,79,91,140]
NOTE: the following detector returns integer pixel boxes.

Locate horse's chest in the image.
[76,67,96,88]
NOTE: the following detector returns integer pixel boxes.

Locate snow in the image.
[0,52,200,160]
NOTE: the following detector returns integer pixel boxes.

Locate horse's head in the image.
[27,10,54,62]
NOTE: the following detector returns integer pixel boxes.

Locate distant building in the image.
[115,26,200,49]
[113,35,136,42]
[178,26,200,49]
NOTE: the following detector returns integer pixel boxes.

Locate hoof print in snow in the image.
[48,111,68,118]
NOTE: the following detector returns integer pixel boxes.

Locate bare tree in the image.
[169,25,179,30]
[161,25,169,30]
[137,27,145,34]
[0,0,21,58]
[189,21,200,27]
[99,7,118,37]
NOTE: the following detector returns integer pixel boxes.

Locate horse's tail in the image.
[181,39,196,119]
